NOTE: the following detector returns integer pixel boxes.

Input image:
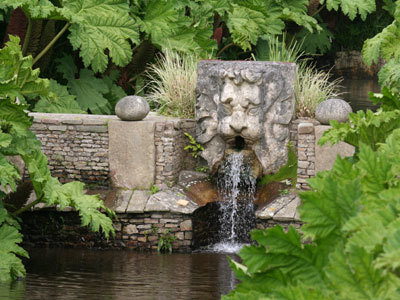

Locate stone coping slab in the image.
[29,112,189,126]
[25,186,301,222]
[255,193,301,221]
[111,188,199,214]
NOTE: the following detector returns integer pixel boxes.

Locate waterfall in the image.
[211,152,256,252]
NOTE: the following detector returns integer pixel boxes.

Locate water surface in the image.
[1,249,238,300]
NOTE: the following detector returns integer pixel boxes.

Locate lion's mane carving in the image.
[195,61,296,176]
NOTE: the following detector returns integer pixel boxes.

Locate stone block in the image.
[196,60,296,175]
[114,190,133,213]
[61,119,83,125]
[297,161,309,169]
[124,224,138,234]
[315,125,355,173]
[138,236,147,242]
[175,232,184,240]
[273,196,301,221]
[48,125,67,131]
[109,120,156,189]
[126,190,150,213]
[76,125,107,133]
[180,220,192,231]
[298,122,314,134]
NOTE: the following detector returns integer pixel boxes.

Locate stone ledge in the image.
[255,193,301,221]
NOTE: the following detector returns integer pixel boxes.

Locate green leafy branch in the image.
[0,35,116,282]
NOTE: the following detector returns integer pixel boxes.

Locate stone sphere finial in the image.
[115,95,150,121]
[315,98,352,125]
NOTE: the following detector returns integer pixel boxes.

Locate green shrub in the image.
[225,88,400,300]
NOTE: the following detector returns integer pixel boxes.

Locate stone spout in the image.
[195,61,296,177]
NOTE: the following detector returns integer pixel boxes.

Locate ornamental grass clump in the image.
[295,63,342,118]
[146,50,198,119]
[255,34,342,119]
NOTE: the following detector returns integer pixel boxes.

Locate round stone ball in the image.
[115,96,150,121]
[315,98,352,125]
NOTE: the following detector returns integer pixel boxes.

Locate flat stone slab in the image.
[145,188,199,214]
[315,125,355,173]
[114,190,133,213]
[255,193,300,221]
[126,190,150,213]
[273,196,301,221]
[109,120,156,189]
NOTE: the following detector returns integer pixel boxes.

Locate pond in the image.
[340,77,380,112]
[1,248,239,300]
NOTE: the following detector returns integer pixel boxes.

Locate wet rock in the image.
[115,95,150,121]
[178,170,209,186]
[315,98,352,125]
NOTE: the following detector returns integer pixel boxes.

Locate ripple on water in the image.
[0,248,239,300]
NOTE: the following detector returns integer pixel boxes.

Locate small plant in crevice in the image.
[184,133,204,158]
[149,183,159,195]
[157,229,176,254]
[184,132,209,173]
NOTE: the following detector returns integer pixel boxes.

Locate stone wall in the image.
[27,113,196,189]
[154,120,196,185]
[116,212,192,251]
[28,113,115,186]
[296,122,316,190]
[21,210,193,252]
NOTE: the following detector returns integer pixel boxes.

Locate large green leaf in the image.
[34,80,86,114]
[0,35,49,102]
[0,209,28,282]
[299,168,362,240]
[0,0,57,19]
[362,21,399,66]
[318,109,400,151]
[56,55,125,114]
[323,0,375,20]
[296,23,333,55]
[326,245,400,299]
[0,155,20,193]
[63,0,140,72]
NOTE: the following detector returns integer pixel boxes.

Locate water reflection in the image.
[0,249,238,300]
[340,77,380,112]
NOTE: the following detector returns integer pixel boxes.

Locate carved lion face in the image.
[218,79,262,148]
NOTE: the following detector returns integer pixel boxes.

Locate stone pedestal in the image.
[314,125,355,172]
[108,120,156,189]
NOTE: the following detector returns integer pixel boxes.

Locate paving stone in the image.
[273,196,301,221]
[114,190,133,213]
[255,193,296,219]
[126,190,150,213]
[180,220,192,231]
[145,188,199,214]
